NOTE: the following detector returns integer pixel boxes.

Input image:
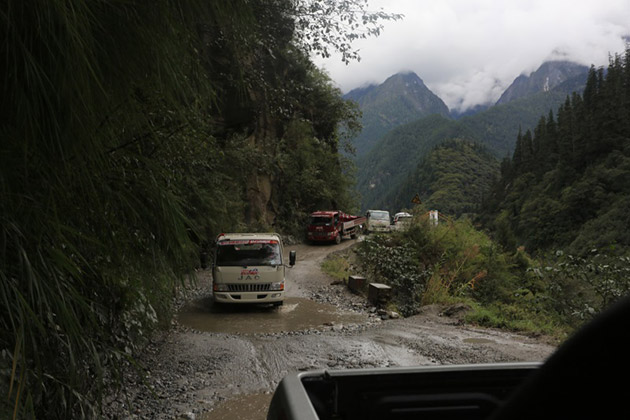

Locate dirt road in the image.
[104,239,555,419]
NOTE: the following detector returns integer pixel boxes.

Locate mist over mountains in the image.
[346,61,590,212]
[345,72,450,157]
[496,61,589,105]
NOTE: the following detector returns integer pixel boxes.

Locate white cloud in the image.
[314,0,630,111]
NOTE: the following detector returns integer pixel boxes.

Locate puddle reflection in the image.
[177,297,366,334]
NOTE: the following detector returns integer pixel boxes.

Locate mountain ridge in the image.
[354,62,590,211]
[343,72,450,157]
[496,61,589,105]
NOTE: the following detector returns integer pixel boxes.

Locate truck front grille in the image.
[227,283,271,292]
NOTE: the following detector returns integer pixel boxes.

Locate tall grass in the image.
[0,1,257,417]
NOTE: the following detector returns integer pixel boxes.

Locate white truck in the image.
[364,210,391,233]
[212,233,295,306]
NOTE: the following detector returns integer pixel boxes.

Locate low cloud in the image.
[314,0,630,111]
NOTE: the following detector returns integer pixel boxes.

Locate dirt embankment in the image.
[103,239,555,420]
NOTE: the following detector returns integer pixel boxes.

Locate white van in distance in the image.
[212,233,295,306]
[365,210,391,233]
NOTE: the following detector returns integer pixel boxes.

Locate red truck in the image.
[306,210,366,244]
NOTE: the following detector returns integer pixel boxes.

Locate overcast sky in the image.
[313,0,630,112]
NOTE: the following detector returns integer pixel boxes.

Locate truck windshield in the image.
[215,240,281,266]
[310,216,332,226]
[370,211,389,220]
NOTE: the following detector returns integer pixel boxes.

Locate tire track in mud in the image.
[104,239,556,420]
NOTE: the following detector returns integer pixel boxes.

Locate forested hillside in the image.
[358,69,587,212]
[375,140,499,216]
[344,72,450,157]
[357,115,470,210]
[481,51,630,255]
[0,1,399,417]
[459,72,587,157]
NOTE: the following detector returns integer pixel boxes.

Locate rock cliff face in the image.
[496,61,588,105]
[345,72,451,157]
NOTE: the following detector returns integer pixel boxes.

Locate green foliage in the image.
[379,139,499,217]
[355,216,522,316]
[1,0,373,417]
[481,50,630,256]
[459,86,585,158]
[354,215,578,337]
[290,0,403,64]
[355,67,587,212]
[345,73,451,157]
[357,114,467,211]
[534,251,630,327]
[273,71,361,238]
[321,255,352,282]
[464,303,560,337]
[356,234,431,316]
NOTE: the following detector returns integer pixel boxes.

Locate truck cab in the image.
[306,211,365,244]
[212,233,295,306]
[392,212,413,230]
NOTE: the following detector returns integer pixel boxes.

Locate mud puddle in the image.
[177,296,367,334]
[199,393,272,420]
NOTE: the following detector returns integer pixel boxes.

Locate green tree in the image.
[1,1,396,417]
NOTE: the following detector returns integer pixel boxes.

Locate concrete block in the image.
[368,282,392,305]
[348,275,366,293]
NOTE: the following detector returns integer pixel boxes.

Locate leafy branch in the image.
[291,0,404,63]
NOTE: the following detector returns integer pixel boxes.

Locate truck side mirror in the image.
[289,250,296,266]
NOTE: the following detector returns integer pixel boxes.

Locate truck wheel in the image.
[350,233,357,239]
[335,234,341,244]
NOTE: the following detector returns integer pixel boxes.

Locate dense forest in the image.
[357,114,470,210]
[341,50,629,344]
[344,72,450,157]
[357,70,588,212]
[0,1,400,418]
[481,50,630,255]
[377,139,499,216]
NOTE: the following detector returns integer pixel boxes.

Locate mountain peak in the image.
[384,71,424,83]
[344,71,450,157]
[496,61,588,105]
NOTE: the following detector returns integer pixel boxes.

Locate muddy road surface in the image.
[104,239,555,419]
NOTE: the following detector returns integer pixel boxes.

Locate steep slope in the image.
[357,67,588,211]
[480,57,630,255]
[459,78,583,158]
[345,72,450,157]
[496,61,588,105]
[376,139,500,216]
[356,115,467,211]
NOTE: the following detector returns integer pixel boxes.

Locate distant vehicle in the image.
[392,212,412,230]
[365,210,391,233]
[306,210,366,244]
[212,233,295,306]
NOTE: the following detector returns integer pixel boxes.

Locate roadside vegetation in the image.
[480,50,630,255]
[330,50,630,341]
[322,209,630,341]
[0,1,400,418]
